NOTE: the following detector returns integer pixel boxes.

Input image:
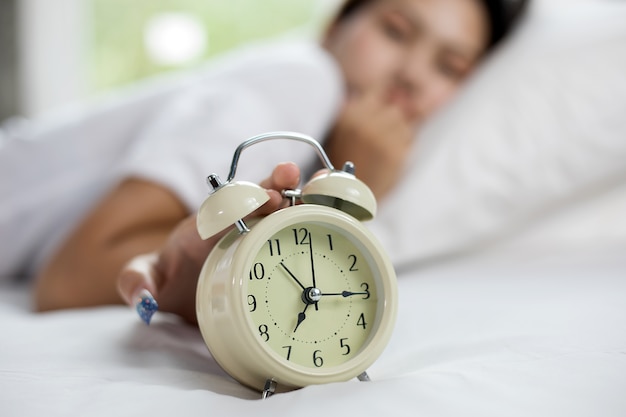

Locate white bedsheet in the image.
[2,190,625,416]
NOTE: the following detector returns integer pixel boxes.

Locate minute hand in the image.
[308,236,319,310]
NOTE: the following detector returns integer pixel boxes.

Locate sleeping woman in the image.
[0,0,528,323]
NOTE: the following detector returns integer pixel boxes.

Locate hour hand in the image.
[293,303,309,333]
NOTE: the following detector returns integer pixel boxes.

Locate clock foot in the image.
[357,371,371,382]
[261,378,277,399]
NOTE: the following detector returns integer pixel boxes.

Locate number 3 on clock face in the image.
[248,221,377,369]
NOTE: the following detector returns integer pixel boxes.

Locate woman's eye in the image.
[380,17,410,42]
[436,60,466,81]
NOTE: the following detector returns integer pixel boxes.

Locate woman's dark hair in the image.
[330,0,530,51]
[481,0,529,48]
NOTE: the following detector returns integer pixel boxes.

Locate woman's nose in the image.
[389,48,433,120]
[397,47,431,93]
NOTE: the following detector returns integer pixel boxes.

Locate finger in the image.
[259,161,300,191]
[117,253,162,325]
[357,90,413,143]
[117,252,159,306]
[257,162,301,214]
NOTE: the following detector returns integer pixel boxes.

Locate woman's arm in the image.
[34,178,188,311]
[34,163,301,323]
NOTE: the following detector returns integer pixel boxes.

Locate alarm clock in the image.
[195,131,398,398]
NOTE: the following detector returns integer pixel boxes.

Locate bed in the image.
[2,1,626,416]
[2,198,626,416]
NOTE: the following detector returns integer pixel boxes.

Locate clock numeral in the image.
[292,227,311,245]
[258,324,270,342]
[340,338,351,355]
[267,239,281,256]
[249,263,265,280]
[356,313,368,330]
[327,234,334,251]
[247,295,257,312]
[312,350,324,367]
[360,282,371,300]
[282,345,292,361]
[348,254,359,272]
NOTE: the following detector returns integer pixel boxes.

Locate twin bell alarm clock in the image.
[195,131,398,398]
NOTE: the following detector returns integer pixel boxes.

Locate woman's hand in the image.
[325,88,415,200]
[117,162,301,324]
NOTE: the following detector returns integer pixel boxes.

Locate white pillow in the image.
[370,0,626,268]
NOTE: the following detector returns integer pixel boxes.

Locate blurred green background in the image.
[90,0,330,93]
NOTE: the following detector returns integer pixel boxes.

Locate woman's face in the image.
[324,0,489,125]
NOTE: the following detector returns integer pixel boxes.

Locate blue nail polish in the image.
[135,290,158,325]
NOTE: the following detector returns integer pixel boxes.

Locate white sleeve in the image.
[117,41,343,211]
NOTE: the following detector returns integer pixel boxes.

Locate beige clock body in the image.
[196,204,397,393]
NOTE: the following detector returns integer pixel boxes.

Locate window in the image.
[11,0,338,118]
[90,0,336,93]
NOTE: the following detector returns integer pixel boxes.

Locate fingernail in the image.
[134,289,158,325]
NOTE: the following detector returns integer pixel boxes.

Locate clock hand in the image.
[308,238,319,311]
[294,287,322,333]
[322,291,370,298]
[279,262,306,291]
[293,302,310,333]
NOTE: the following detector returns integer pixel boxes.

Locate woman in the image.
[25,0,528,322]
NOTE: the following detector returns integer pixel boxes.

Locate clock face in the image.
[246,221,380,370]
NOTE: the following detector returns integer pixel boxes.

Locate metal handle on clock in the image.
[224,131,376,220]
[199,131,376,241]
[226,131,335,182]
